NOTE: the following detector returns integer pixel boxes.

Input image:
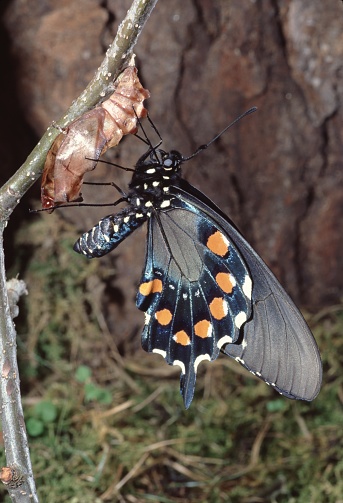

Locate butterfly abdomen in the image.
[74,149,183,259]
[73,206,147,258]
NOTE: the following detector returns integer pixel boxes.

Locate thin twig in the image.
[0,0,158,220]
[0,229,38,500]
[0,0,158,501]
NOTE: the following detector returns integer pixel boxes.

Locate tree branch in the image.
[0,0,158,501]
[0,0,158,220]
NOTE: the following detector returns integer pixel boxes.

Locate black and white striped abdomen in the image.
[73,206,147,258]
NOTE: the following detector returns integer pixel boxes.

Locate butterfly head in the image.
[135,148,183,172]
[160,150,183,171]
[130,148,184,190]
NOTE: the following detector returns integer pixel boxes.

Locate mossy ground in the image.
[1,213,342,502]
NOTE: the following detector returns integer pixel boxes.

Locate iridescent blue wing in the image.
[136,196,253,408]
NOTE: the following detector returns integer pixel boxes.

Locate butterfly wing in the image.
[175,181,322,402]
[136,199,253,408]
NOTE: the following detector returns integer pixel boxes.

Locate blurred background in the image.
[0,1,342,501]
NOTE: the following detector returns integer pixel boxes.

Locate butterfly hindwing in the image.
[136,198,253,407]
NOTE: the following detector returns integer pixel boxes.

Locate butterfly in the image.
[73,109,322,408]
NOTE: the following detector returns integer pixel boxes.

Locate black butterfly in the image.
[73,110,322,408]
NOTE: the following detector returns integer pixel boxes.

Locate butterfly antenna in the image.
[133,108,163,162]
[146,114,163,142]
[133,107,162,151]
[182,106,257,161]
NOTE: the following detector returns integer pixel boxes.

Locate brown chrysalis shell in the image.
[41,67,150,211]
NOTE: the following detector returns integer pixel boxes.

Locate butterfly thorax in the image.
[127,148,183,211]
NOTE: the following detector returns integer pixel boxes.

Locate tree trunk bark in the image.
[2,0,342,314]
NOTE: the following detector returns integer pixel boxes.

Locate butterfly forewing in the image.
[174,182,322,401]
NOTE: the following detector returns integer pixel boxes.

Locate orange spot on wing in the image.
[216,272,234,293]
[194,320,212,338]
[155,308,172,325]
[174,330,190,345]
[209,297,228,320]
[139,279,163,296]
[206,231,229,256]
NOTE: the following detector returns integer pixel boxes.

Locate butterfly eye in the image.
[163,158,173,168]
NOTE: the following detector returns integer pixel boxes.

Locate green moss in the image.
[2,214,342,502]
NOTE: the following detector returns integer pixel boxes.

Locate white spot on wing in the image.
[221,234,230,248]
[194,354,211,373]
[146,168,156,174]
[144,313,151,325]
[235,311,247,328]
[160,200,171,208]
[229,274,237,288]
[242,339,248,349]
[243,275,252,299]
[235,356,245,364]
[173,360,185,375]
[153,348,167,358]
[217,335,233,348]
